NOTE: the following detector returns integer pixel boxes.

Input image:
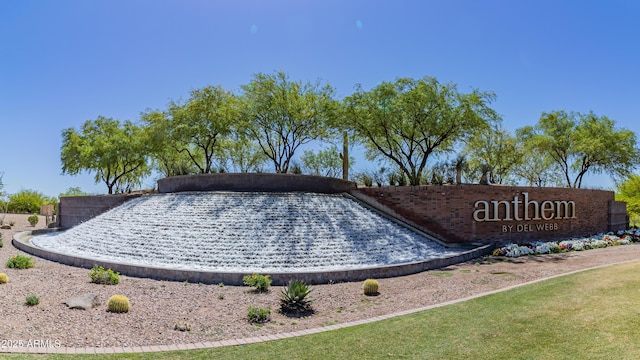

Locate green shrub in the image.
[107,295,130,313]
[247,306,271,324]
[25,295,39,306]
[279,279,313,314]
[362,279,379,295]
[28,214,39,226]
[243,273,272,292]
[89,265,120,285]
[6,255,35,269]
[0,273,8,284]
[8,189,52,214]
[0,233,3,248]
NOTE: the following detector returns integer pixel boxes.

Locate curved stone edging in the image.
[157,173,357,194]
[13,230,493,286]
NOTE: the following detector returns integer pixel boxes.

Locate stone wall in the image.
[353,185,620,245]
[58,194,142,228]
[609,200,629,231]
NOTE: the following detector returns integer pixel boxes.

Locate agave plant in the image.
[279,279,313,314]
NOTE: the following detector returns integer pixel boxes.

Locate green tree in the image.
[300,146,354,178]
[167,86,239,174]
[140,110,200,177]
[215,137,268,173]
[7,189,52,213]
[512,128,563,187]
[464,124,521,185]
[519,110,640,188]
[344,76,500,186]
[616,174,640,223]
[58,187,91,198]
[241,71,338,173]
[513,150,563,187]
[61,116,150,194]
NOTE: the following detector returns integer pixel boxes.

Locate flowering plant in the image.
[243,273,272,292]
[493,230,640,258]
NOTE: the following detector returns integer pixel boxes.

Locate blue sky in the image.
[1,0,639,197]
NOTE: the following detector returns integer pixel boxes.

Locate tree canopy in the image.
[59,73,638,193]
[7,189,56,213]
[616,174,640,221]
[241,71,338,173]
[463,124,521,185]
[300,146,353,178]
[519,110,640,188]
[61,116,150,194]
[144,86,239,175]
[344,76,500,185]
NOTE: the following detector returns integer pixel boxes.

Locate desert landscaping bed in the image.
[1,213,639,349]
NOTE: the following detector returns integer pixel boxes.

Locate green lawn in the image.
[7,261,640,359]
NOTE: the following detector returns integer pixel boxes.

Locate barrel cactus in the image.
[362,279,379,295]
[0,273,8,284]
[107,295,130,313]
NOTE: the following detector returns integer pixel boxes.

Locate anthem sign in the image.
[473,192,576,222]
[473,192,576,234]
[355,185,624,244]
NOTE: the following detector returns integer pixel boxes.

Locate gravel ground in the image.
[1,213,640,349]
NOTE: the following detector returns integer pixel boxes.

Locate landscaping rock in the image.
[64,293,100,310]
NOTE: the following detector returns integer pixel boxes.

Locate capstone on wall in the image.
[353,185,622,245]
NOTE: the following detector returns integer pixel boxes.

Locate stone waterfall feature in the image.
[31,192,463,273]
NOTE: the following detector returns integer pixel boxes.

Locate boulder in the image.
[64,293,100,310]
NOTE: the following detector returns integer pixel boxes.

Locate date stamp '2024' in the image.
[1,339,62,349]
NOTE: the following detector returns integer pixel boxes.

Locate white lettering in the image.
[473,201,491,222]
[554,201,576,219]
[492,200,512,221]
[474,193,577,222]
[541,201,554,220]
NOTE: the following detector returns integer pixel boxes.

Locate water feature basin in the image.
[18,191,489,284]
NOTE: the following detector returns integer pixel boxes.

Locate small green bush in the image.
[243,273,272,292]
[247,306,271,324]
[89,265,120,285]
[25,295,39,306]
[28,214,39,226]
[0,273,8,284]
[280,279,313,314]
[0,233,3,248]
[6,255,35,269]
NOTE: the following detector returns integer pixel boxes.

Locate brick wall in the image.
[353,185,618,244]
[58,194,142,228]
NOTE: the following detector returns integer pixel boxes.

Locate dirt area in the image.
[1,213,639,349]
